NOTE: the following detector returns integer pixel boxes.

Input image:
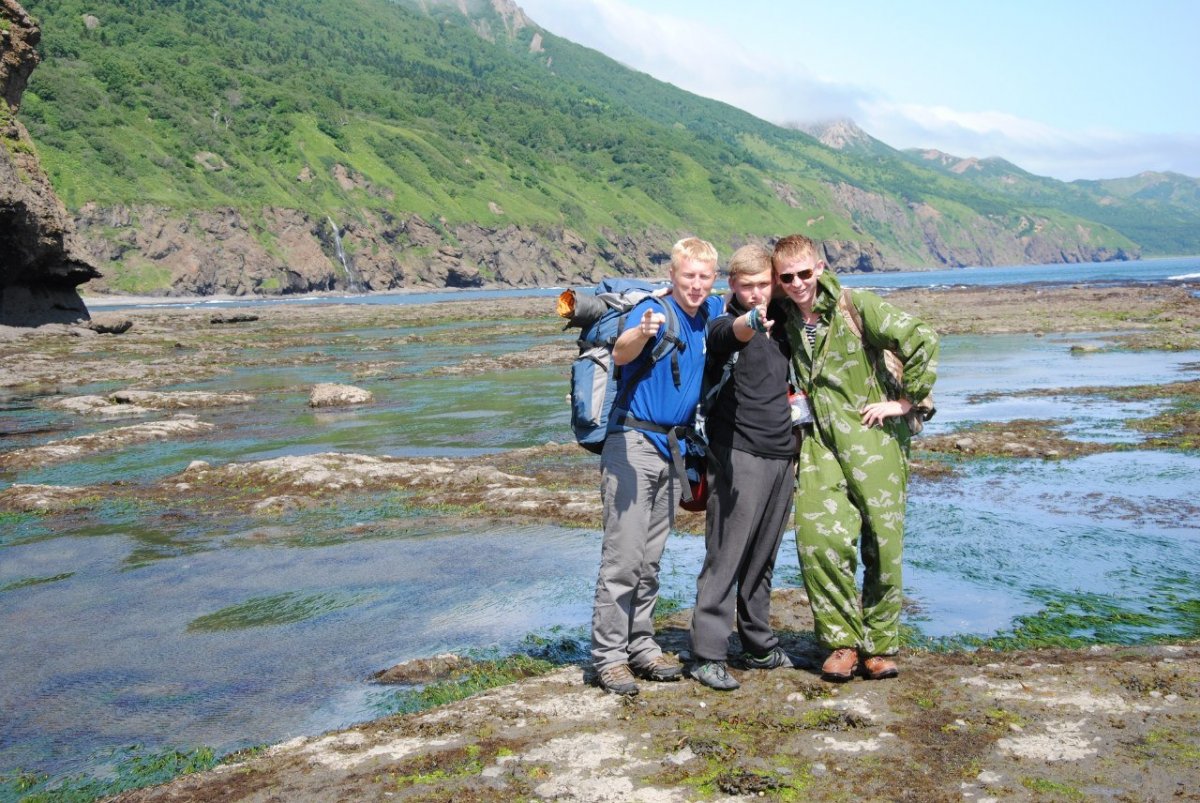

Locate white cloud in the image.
[521,0,1200,181]
[857,101,1200,180]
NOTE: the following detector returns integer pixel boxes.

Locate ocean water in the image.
[3,267,1199,786]
[85,254,1200,312]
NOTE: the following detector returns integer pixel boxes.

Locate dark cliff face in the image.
[1,0,100,326]
[69,202,891,298]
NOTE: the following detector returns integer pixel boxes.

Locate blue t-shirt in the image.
[613,294,724,459]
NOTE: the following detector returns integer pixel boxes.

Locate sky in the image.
[515,0,1200,182]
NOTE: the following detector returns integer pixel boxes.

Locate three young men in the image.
[588,233,938,693]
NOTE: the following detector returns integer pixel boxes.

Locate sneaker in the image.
[596,663,639,696]
[739,645,797,670]
[820,647,858,682]
[689,660,740,691]
[631,654,684,682]
[861,655,899,680]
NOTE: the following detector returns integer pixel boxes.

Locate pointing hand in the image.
[640,309,666,337]
[747,303,773,334]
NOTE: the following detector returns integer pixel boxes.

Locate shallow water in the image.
[1,320,1198,784]
[84,254,1200,312]
[906,450,1200,639]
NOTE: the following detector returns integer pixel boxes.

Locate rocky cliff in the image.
[71,189,1134,298]
[71,200,892,297]
[0,0,100,325]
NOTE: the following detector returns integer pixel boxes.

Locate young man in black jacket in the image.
[688,244,799,691]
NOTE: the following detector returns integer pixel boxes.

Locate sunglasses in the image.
[778,268,815,284]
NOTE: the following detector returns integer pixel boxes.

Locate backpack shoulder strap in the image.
[649,297,687,387]
[837,287,864,341]
[613,296,675,411]
[840,287,913,395]
[650,297,682,357]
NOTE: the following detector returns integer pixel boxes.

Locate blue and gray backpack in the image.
[557,278,686,454]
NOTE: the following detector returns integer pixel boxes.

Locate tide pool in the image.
[1,317,1198,787]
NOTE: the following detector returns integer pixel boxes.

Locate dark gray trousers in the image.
[690,444,795,661]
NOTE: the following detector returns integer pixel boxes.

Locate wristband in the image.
[747,307,768,334]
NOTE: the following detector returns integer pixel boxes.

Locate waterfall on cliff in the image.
[326,217,364,293]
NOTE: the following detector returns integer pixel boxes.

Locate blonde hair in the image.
[771,234,820,271]
[671,236,718,269]
[727,243,772,279]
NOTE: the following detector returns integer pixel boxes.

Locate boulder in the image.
[308,383,373,408]
[371,653,472,685]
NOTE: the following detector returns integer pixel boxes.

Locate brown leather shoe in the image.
[632,654,683,682]
[820,648,858,682]
[596,663,639,696]
[861,655,899,680]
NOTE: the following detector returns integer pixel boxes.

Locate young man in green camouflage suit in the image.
[773,234,938,682]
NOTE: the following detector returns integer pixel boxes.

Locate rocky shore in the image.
[2,280,1198,801]
[107,592,1199,803]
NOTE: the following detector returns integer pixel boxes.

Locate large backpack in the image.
[557,278,686,454]
[692,314,739,448]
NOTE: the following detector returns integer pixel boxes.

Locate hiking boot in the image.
[861,655,899,680]
[820,648,858,682]
[631,654,684,682]
[689,660,740,691]
[596,663,639,696]
[739,645,797,670]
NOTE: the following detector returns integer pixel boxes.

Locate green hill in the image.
[13,0,1170,295]
[902,149,1200,257]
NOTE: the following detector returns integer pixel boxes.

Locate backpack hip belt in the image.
[612,411,700,505]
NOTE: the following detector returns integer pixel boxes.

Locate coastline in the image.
[76,254,1200,311]
[109,596,1200,803]
[4,278,1199,801]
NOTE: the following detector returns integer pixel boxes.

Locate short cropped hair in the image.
[727,243,773,279]
[671,236,718,269]
[771,234,821,270]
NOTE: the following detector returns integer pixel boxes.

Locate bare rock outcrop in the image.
[820,238,887,272]
[826,181,1133,268]
[0,0,101,325]
[51,389,256,418]
[73,204,690,296]
[0,415,215,470]
[308,383,374,408]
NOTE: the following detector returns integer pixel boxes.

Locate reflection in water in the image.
[1,322,1198,783]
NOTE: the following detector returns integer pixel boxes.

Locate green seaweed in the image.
[186,590,367,632]
[1020,776,1086,800]
[369,654,554,717]
[1,572,75,592]
[0,745,218,803]
[906,587,1197,652]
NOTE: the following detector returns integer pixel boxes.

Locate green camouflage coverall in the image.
[783,271,939,657]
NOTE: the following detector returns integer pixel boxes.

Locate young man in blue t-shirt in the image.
[590,237,723,696]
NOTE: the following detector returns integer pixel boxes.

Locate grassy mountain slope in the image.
[902,149,1200,256]
[14,0,1157,294]
[21,0,806,235]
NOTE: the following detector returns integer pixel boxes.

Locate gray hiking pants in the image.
[690,444,795,661]
[591,429,680,671]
